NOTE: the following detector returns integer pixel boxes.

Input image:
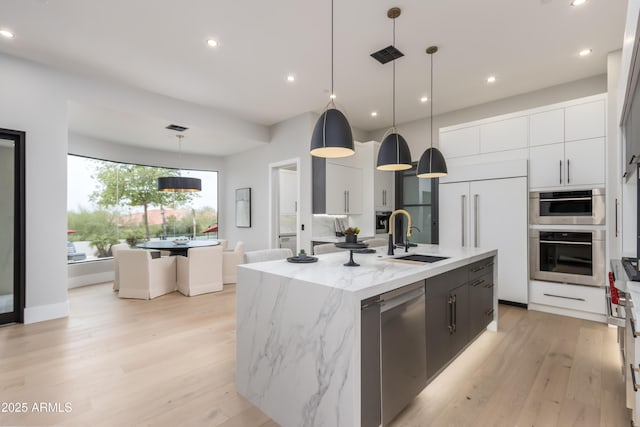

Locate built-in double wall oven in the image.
[530,188,605,287]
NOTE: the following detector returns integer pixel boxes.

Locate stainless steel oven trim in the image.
[530,188,605,225]
[529,229,606,287]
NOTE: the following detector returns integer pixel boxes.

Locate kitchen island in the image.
[236,244,497,427]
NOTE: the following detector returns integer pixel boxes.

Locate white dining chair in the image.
[111,243,131,291]
[176,246,223,296]
[244,248,293,263]
[118,249,177,299]
[223,241,244,284]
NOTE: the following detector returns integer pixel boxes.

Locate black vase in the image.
[345,234,358,244]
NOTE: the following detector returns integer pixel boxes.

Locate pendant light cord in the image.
[430,51,434,149]
[392,17,396,129]
[331,0,334,102]
[177,134,183,176]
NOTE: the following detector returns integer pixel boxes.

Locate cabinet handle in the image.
[543,293,585,302]
[631,364,639,392]
[461,195,466,247]
[347,191,350,212]
[452,294,457,332]
[615,198,619,238]
[630,154,637,165]
[474,194,479,248]
[471,279,484,287]
[485,283,494,289]
[295,201,297,213]
[631,318,639,338]
[567,159,570,184]
[559,160,562,184]
[344,191,347,213]
[448,296,454,334]
[470,262,493,273]
[486,308,495,316]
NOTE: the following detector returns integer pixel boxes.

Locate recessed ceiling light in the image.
[206,39,218,47]
[579,48,592,57]
[487,76,496,83]
[571,0,587,6]
[287,75,295,82]
[420,96,428,103]
[371,111,378,117]
[0,30,14,39]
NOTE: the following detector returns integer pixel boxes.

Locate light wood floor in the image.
[0,283,630,427]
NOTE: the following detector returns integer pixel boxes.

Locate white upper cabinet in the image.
[529,137,605,189]
[529,109,564,147]
[439,126,480,159]
[564,138,606,186]
[279,169,297,215]
[479,116,528,152]
[565,100,605,142]
[325,163,363,215]
[529,143,565,188]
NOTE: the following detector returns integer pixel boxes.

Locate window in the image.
[67,155,218,263]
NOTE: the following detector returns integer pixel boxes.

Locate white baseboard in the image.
[68,271,114,289]
[528,303,607,323]
[24,300,69,324]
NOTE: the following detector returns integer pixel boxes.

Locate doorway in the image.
[0,128,25,325]
[269,159,300,253]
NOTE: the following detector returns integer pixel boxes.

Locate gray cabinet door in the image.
[450,283,470,357]
[468,271,494,338]
[425,267,467,379]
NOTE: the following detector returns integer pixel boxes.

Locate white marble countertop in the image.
[239,243,497,300]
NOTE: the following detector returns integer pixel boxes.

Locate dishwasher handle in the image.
[380,287,425,313]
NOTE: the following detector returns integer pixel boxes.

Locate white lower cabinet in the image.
[529,280,606,317]
[439,176,528,305]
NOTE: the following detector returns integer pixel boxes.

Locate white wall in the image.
[0,54,70,323]
[368,75,607,158]
[0,51,269,323]
[222,113,315,252]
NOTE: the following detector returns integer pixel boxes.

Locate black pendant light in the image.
[417,46,448,178]
[310,0,354,158]
[158,134,202,192]
[376,7,412,172]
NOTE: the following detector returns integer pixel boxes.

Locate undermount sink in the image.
[393,254,449,263]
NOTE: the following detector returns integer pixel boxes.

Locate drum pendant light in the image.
[158,134,202,192]
[376,7,412,171]
[417,46,448,178]
[310,0,354,158]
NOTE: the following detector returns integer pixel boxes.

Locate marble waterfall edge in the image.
[236,268,359,427]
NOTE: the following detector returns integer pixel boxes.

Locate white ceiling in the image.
[0,0,628,154]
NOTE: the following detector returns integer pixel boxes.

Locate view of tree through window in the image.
[67,155,218,263]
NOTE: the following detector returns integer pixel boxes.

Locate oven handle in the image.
[538,197,592,202]
[538,240,592,246]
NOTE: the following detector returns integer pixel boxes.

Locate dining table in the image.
[136,239,221,257]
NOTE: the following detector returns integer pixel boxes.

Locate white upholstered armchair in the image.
[223,241,244,284]
[177,246,223,296]
[111,243,130,291]
[118,249,177,299]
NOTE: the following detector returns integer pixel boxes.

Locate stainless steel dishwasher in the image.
[361,281,427,427]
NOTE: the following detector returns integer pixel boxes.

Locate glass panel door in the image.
[395,164,439,244]
[0,139,15,316]
[0,129,24,325]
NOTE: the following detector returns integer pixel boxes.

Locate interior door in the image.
[438,182,470,248]
[470,177,528,304]
[0,129,25,324]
